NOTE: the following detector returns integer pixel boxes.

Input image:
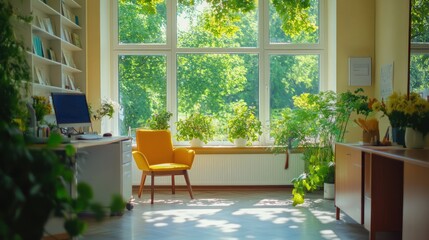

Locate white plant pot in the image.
[234,138,247,147]
[190,138,204,147]
[324,182,335,200]
[405,127,425,149]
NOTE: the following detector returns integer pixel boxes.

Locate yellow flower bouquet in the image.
[32,96,52,124]
[371,92,408,128]
[372,92,429,136]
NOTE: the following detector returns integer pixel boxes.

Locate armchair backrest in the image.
[136,129,174,165]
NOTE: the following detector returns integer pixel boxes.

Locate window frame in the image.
[111,0,327,146]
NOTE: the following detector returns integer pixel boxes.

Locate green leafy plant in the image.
[323,161,336,184]
[146,109,173,130]
[227,100,262,145]
[0,2,122,239]
[272,89,367,206]
[89,99,118,121]
[176,111,215,144]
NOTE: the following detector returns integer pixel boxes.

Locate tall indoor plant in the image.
[272,89,368,205]
[227,100,262,146]
[0,2,122,239]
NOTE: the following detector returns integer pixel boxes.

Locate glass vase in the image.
[405,127,425,149]
[392,127,405,146]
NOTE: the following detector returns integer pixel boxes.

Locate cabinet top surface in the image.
[70,136,132,149]
[336,143,429,167]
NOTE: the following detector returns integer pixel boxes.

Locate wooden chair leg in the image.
[138,173,147,198]
[183,170,194,199]
[151,173,155,204]
[172,175,175,195]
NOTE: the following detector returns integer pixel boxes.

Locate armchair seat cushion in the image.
[149,163,190,171]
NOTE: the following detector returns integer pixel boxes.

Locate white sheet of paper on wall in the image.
[349,57,372,86]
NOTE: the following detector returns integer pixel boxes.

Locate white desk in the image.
[43,136,132,238]
[70,136,132,206]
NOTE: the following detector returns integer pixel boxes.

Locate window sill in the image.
[187,146,274,154]
[131,145,302,155]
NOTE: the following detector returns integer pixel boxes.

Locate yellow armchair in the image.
[133,129,195,204]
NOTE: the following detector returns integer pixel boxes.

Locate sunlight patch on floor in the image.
[142,209,222,227]
[232,208,306,224]
[187,198,236,207]
[254,198,294,206]
[196,219,241,233]
[319,229,340,239]
[310,209,337,224]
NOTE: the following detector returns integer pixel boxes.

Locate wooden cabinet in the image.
[403,162,429,239]
[335,144,363,224]
[335,144,429,240]
[12,0,86,98]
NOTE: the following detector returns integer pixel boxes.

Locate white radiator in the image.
[131,153,304,186]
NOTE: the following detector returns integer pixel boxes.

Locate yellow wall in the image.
[374,0,410,136]
[336,0,376,142]
[336,0,410,142]
[375,0,410,94]
[86,0,102,132]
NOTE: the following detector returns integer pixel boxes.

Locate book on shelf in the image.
[75,16,79,26]
[32,35,44,57]
[34,16,46,31]
[43,17,54,35]
[71,33,81,48]
[61,2,76,23]
[47,48,56,61]
[34,66,47,85]
[62,28,71,42]
[66,74,76,90]
[62,51,76,68]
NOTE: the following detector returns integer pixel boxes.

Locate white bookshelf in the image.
[13,0,86,98]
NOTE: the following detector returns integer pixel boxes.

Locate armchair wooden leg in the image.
[183,170,194,199]
[172,175,175,195]
[138,174,147,198]
[151,173,155,204]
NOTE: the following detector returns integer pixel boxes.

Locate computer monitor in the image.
[51,92,92,129]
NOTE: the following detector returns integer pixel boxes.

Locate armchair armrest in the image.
[132,151,151,171]
[173,148,195,167]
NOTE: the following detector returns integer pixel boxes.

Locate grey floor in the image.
[82,188,369,240]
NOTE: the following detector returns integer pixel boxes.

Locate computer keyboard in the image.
[77,134,103,140]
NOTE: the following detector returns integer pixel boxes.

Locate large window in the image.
[114,0,324,145]
[118,55,167,134]
[410,0,429,97]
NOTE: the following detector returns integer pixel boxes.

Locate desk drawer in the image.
[122,151,132,164]
[122,140,132,153]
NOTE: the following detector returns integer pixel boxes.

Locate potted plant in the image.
[89,99,118,121]
[176,111,214,147]
[146,109,173,130]
[272,89,367,206]
[323,161,335,199]
[227,100,262,146]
